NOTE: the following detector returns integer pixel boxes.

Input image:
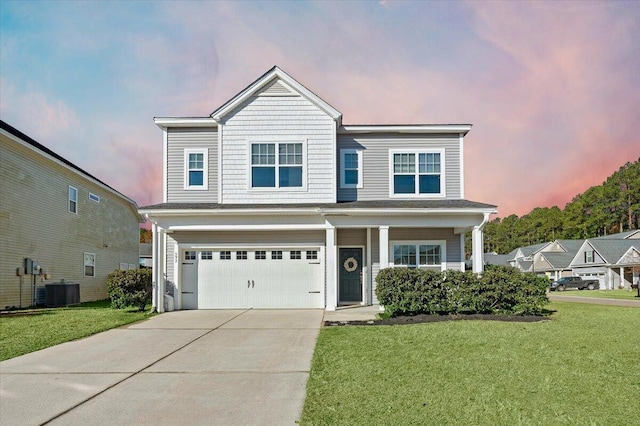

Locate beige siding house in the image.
[141,67,497,312]
[0,120,143,308]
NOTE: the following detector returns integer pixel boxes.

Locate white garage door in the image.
[182,248,324,309]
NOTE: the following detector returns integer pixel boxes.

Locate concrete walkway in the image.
[0,309,323,426]
[548,293,640,307]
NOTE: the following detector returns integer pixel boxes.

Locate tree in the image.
[140,228,152,243]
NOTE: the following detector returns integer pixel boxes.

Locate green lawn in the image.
[552,289,640,300]
[0,300,155,361]
[301,302,640,425]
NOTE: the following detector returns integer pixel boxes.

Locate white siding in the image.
[166,128,218,203]
[221,94,335,203]
[337,134,462,201]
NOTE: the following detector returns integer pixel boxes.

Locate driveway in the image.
[0,309,323,426]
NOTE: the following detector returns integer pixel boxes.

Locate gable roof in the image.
[541,252,575,269]
[588,239,640,264]
[551,239,585,254]
[1,120,142,221]
[592,230,640,240]
[210,66,342,124]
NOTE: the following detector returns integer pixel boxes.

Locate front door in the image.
[339,248,363,303]
[181,251,198,309]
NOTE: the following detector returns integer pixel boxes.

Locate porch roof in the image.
[139,199,497,215]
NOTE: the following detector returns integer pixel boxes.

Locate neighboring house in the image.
[570,238,640,290]
[0,120,143,308]
[506,242,551,272]
[139,66,497,312]
[533,239,585,281]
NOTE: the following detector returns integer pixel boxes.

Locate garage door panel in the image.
[192,248,324,309]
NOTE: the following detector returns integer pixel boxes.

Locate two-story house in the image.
[0,120,143,308]
[139,67,497,312]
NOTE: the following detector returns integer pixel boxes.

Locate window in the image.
[271,250,283,260]
[290,250,302,260]
[306,250,318,260]
[255,250,266,260]
[184,149,208,189]
[84,253,95,277]
[584,251,594,263]
[390,150,444,196]
[251,143,303,188]
[184,251,196,261]
[89,192,100,203]
[201,251,213,260]
[68,186,78,214]
[392,241,445,269]
[236,251,248,260]
[340,149,363,188]
[220,251,231,260]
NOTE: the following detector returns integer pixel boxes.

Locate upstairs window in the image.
[69,186,78,214]
[251,143,303,188]
[340,149,363,189]
[184,149,208,190]
[584,250,594,263]
[390,150,444,196]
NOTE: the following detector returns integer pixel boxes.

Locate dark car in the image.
[550,276,599,291]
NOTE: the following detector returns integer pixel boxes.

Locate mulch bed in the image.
[324,313,550,327]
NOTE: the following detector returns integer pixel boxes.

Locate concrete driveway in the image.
[0,309,323,426]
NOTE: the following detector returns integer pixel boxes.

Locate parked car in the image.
[549,276,599,291]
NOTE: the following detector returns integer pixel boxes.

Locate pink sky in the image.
[1,1,638,217]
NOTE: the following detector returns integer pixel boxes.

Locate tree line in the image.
[474,158,640,256]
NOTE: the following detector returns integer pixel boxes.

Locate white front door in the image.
[181,251,198,309]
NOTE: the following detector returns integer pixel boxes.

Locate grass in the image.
[301,302,640,425]
[552,288,640,300]
[0,300,155,361]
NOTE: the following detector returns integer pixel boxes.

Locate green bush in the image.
[375,266,549,317]
[106,269,152,311]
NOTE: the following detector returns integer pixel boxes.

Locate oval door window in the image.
[343,257,358,272]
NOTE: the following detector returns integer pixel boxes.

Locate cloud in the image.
[1,0,638,219]
[0,78,80,143]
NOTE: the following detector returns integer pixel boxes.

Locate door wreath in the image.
[343,257,358,272]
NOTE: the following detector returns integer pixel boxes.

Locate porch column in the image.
[151,222,158,310]
[472,225,484,274]
[157,228,166,313]
[366,227,372,305]
[620,266,626,289]
[325,225,337,311]
[379,226,389,269]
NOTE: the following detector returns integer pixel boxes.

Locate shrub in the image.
[106,269,152,311]
[375,266,549,317]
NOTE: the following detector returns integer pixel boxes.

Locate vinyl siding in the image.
[337,134,462,201]
[220,93,335,203]
[166,127,218,203]
[0,135,139,308]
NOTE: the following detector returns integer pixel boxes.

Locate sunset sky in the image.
[1,1,639,217]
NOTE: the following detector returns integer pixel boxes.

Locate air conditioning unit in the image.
[45,283,80,307]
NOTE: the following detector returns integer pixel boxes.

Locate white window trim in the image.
[84,252,96,277]
[184,148,209,190]
[247,141,307,191]
[388,149,446,198]
[389,240,447,271]
[89,192,100,203]
[340,149,363,189]
[68,185,78,214]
